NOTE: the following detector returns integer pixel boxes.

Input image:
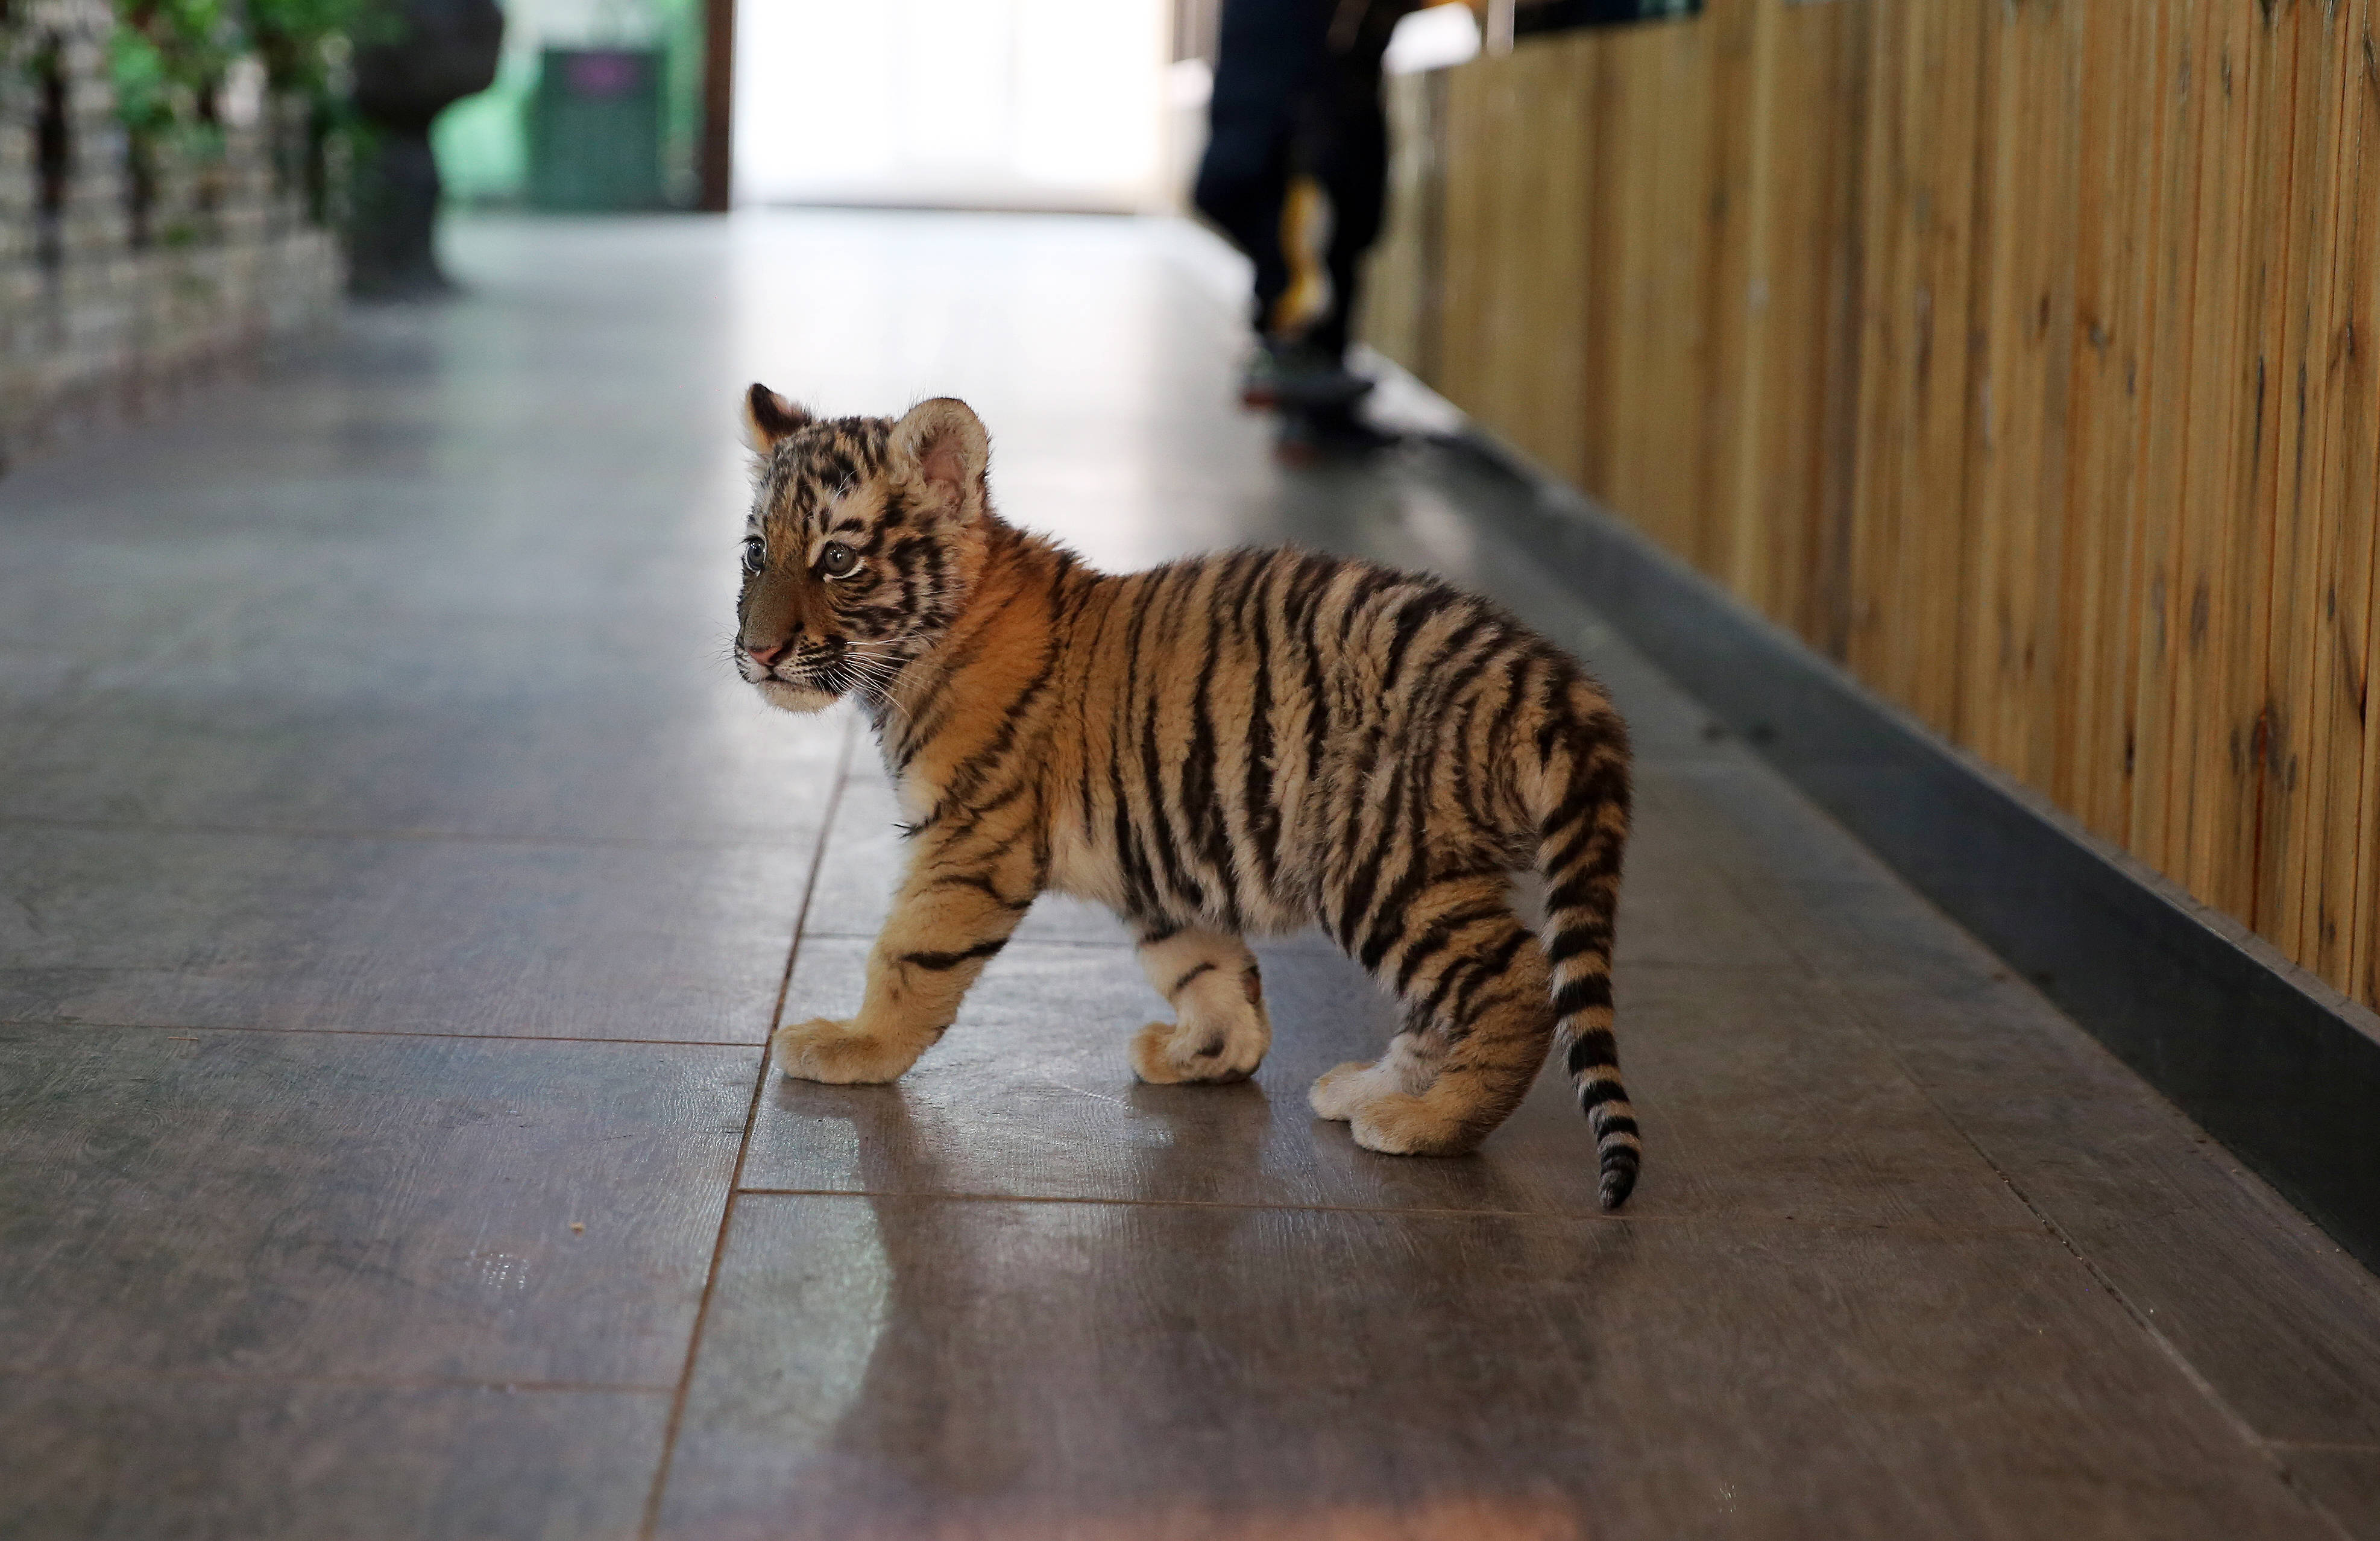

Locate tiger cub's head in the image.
[733,385,992,714]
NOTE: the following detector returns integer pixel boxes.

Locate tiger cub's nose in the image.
[745,639,791,667]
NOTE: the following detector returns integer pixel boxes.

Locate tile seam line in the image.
[0,813,821,853]
[1813,972,2354,1538]
[2275,1440,2380,1454]
[0,970,1798,1043]
[0,1366,674,1396]
[720,1186,2047,1236]
[804,932,1139,951]
[0,1019,769,1048]
[640,712,854,1541]
[804,936,1805,973]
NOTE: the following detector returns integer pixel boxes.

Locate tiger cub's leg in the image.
[1310,874,1552,1155]
[1129,925,1271,1085]
[775,826,1037,1086]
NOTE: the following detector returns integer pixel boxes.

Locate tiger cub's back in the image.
[1050,545,1619,944]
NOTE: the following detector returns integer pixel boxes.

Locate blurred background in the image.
[433,0,1462,215]
[436,0,1183,215]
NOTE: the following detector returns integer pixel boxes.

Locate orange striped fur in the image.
[735,388,1640,1205]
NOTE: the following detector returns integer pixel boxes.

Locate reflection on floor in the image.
[5,211,2379,1540]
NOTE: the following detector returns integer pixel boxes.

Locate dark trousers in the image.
[1192,0,1391,364]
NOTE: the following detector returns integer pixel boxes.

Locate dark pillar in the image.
[699,0,734,213]
[348,0,504,298]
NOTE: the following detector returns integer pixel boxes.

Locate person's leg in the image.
[1193,0,1327,337]
[1302,22,1392,367]
[1308,86,1388,365]
[1267,80,1389,452]
[1258,11,1393,450]
[1193,119,1294,336]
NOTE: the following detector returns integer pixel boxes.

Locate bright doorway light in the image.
[733,0,1171,212]
[1386,2,1481,74]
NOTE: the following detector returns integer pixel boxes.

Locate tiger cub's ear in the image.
[890,397,990,523]
[743,384,813,452]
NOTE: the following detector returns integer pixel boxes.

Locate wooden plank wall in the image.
[1361,0,2380,1009]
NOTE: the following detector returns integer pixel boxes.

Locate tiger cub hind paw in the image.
[772,1018,921,1085]
[1349,1092,1479,1156]
[1307,1059,1380,1121]
[1311,1062,1480,1156]
[1130,1018,1264,1085]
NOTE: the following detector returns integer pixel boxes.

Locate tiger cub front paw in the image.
[1131,1017,1265,1085]
[772,1018,921,1085]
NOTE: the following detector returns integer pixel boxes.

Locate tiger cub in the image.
[737,388,1641,1206]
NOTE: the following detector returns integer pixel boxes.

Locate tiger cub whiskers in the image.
[734,385,1640,1206]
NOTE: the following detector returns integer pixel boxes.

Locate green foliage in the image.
[105,26,172,135]
[109,0,240,147]
[98,0,376,236]
[248,0,373,98]
[107,0,371,125]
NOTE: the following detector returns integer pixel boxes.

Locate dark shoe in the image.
[1241,341,1373,411]
[1239,341,1286,408]
[1274,402,1402,464]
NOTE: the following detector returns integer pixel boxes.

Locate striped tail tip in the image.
[1575,1047,1640,1210]
[1598,1146,1640,1210]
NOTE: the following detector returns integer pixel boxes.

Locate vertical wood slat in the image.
[2219,2,2306,921]
[1711,0,1776,610]
[1810,4,1871,660]
[2126,0,2211,884]
[2255,0,2355,954]
[1845,0,1914,716]
[1848,0,1991,738]
[2302,0,2380,997]
[2154,0,2238,890]
[1740,0,1867,644]
[1966,0,2081,792]
[2344,8,2380,1006]
[2171,0,2288,916]
[1433,58,1491,461]
[1434,35,1599,485]
[2323,0,2380,995]
[2059,0,2153,843]
[1364,0,2380,1010]
[1606,20,1720,563]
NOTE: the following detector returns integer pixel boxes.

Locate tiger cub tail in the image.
[1531,690,1638,1209]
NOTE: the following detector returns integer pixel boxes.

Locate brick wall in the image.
[0,0,342,464]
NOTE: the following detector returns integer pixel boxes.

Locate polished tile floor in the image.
[5,212,2379,1540]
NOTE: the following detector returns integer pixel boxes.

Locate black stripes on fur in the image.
[1066,549,1639,1190]
[1170,961,1217,997]
[1533,717,1637,1209]
[962,542,1639,1190]
[899,936,1010,971]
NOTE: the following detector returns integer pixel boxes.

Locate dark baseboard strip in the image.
[1423,430,2380,1274]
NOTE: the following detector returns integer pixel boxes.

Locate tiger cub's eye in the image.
[819,541,858,578]
[740,535,764,575]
